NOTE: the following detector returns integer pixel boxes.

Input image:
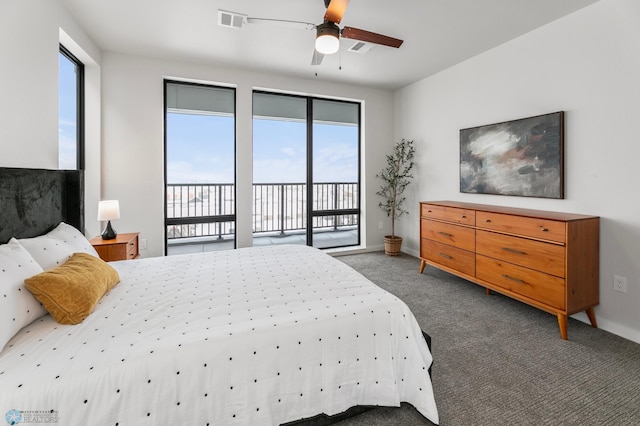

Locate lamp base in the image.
[101,221,117,240]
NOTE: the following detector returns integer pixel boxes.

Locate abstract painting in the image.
[460,111,564,199]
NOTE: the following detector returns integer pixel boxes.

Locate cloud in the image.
[167,161,233,183]
[281,147,297,157]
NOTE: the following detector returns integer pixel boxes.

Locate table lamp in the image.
[98,200,120,240]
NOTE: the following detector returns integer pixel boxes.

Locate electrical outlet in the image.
[378,221,384,229]
[139,238,148,250]
[613,275,628,293]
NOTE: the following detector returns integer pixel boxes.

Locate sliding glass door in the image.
[252,92,360,249]
[164,81,236,255]
[311,99,360,248]
[253,93,307,246]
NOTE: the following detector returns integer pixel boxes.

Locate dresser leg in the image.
[419,260,426,274]
[557,314,568,340]
[585,307,598,328]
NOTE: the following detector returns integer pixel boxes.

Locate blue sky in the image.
[58,52,77,169]
[167,113,359,184]
[166,114,235,183]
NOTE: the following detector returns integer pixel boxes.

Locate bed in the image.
[0,167,439,425]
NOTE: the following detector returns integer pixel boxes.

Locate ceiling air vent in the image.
[218,10,246,29]
[348,41,373,54]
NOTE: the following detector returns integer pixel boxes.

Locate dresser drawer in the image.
[421,239,475,276]
[126,235,139,259]
[476,255,565,310]
[90,233,140,262]
[421,204,475,226]
[476,211,565,243]
[476,230,565,278]
[421,219,475,251]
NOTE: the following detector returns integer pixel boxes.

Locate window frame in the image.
[59,44,85,170]
[252,90,362,250]
[163,79,238,255]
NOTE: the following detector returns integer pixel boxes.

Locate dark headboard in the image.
[0,167,84,244]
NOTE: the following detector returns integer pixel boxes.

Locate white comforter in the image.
[0,245,438,425]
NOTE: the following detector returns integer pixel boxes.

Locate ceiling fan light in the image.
[315,22,340,55]
[316,34,340,54]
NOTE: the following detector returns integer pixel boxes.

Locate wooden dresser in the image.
[419,201,599,339]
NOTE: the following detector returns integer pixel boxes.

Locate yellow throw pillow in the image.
[24,252,120,325]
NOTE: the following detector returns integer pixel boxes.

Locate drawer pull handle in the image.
[427,210,432,213]
[437,231,453,237]
[461,215,467,219]
[502,247,526,255]
[438,253,452,260]
[502,274,525,284]
[485,219,492,223]
[541,227,549,232]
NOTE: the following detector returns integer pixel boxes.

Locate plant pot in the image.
[384,235,403,257]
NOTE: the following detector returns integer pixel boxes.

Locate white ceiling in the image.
[59,0,599,90]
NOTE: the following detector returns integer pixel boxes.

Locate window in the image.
[58,45,84,170]
[311,98,360,248]
[253,92,361,249]
[164,81,236,254]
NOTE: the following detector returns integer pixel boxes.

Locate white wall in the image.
[1,1,60,168]
[101,52,395,258]
[0,0,102,237]
[394,0,640,343]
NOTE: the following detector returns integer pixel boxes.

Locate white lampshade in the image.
[315,34,340,55]
[97,200,120,221]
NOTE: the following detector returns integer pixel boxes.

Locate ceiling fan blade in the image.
[341,26,403,48]
[324,0,350,24]
[246,17,315,30]
[311,49,325,66]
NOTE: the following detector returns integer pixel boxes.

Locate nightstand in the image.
[90,232,140,262]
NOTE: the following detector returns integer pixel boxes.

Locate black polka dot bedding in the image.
[0,245,438,425]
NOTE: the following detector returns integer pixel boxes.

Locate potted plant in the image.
[376,138,415,256]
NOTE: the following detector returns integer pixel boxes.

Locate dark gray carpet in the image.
[335,251,640,426]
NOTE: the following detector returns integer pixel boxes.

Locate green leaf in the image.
[375,139,416,237]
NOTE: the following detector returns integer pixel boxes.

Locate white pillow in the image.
[0,238,47,352]
[18,222,99,271]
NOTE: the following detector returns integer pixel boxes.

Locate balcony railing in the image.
[166,182,358,240]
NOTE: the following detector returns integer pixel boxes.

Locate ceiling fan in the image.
[243,0,404,65]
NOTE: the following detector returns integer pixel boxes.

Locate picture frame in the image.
[459,111,564,199]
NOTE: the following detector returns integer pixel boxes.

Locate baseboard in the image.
[402,246,419,258]
[329,244,384,257]
[366,243,384,252]
[572,312,640,344]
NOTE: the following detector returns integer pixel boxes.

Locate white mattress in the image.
[0,245,438,425]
